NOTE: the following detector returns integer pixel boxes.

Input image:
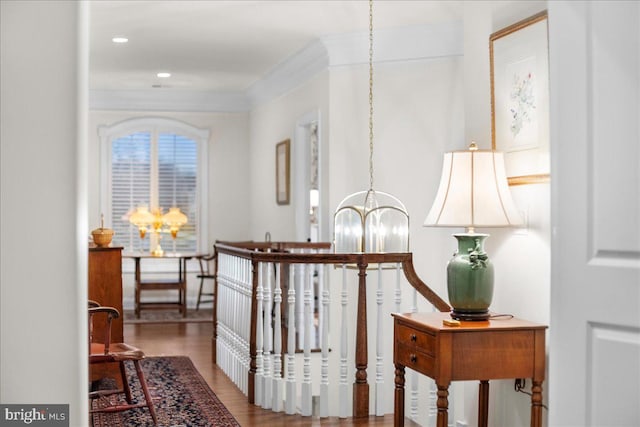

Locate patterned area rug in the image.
[123,309,213,324]
[91,356,239,427]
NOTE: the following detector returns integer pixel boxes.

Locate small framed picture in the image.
[276,139,290,205]
[490,11,550,186]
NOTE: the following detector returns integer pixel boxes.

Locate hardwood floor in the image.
[125,321,414,426]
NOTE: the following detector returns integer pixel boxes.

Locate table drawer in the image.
[396,342,435,375]
[395,323,435,355]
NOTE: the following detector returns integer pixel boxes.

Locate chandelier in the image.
[333,0,409,257]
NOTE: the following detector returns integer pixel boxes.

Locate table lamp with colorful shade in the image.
[424,142,522,320]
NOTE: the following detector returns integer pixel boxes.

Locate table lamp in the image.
[424,142,522,320]
[129,205,188,256]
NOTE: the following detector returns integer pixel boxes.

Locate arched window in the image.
[99,118,209,253]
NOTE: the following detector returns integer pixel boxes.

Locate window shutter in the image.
[158,133,198,253]
[109,130,199,253]
[111,132,151,251]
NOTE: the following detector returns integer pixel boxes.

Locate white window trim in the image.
[98,117,210,259]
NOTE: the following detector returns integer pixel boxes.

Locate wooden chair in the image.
[195,250,216,310]
[88,300,157,425]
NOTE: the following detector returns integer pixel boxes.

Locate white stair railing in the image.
[213,243,452,425]
[216,252,252,395]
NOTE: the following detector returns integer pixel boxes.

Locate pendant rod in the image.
[368,0,374,191]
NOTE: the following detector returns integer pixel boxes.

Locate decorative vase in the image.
[447,233,494,320]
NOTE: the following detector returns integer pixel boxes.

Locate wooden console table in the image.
[124,253,196,318]
[392,312,547,427]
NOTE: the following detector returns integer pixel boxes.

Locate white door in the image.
[549,2,640,426]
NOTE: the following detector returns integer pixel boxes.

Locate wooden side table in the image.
[392,312,547,427]
[124,253,196,318]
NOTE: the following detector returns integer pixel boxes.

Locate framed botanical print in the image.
[276,139,290,205]
[490,10,550,186]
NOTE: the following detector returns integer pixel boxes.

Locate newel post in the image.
[353,258,369,417]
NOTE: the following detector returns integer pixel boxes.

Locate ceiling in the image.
[89,0,465,93]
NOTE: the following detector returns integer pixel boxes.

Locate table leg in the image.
[530,380,543,427]
[181,257,187,317]
[394,364,405,427]
[478,380,489,427]
[134,257,141,319]
[436,382,449,427]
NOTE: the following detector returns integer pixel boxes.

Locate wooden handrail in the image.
[212,240,451,416]
[215,242,450,311]
[401,255,451,312]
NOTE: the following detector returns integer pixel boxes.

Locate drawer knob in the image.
[410,354,417,363]
[410,334,417,342]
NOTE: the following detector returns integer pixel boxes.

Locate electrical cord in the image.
[514,379,549,410]
[489,313,514,320]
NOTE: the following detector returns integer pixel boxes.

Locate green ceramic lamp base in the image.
[447,233,494,322]
[450,309,490,321]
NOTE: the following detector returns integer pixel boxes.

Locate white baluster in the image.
[395,263,402,313]
[301,262,312,416]
[244,258,252,395]
[317,251,325,350]
[255,261,264,406]
[339,264,349,418]
[320,263,330,417]
[295,259,304,348]
[285,263,297,415]
[375,264,385,416]
[262,261,273,409]
[234,262,241,392]
[410,287,418,421]
[235,257,242,390]
[272,262,283,412]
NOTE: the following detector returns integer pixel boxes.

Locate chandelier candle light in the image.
[333,0,409,257]
[129,205,188,256]
[424,142,522,320]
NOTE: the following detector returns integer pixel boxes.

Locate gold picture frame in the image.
[490,10,550,186]
[276,139,290,205]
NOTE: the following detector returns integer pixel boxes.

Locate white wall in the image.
[1,1,87,424]
[249,71,330,241]
[458,2,551,426]
[88,110,251,307]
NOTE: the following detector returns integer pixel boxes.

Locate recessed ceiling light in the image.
[112,37,128,43]
[157,72,171,78]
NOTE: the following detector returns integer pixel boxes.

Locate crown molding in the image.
[89,89,250,113]
[90,22,463,113]
[322,22,463,67]
[245,39,330,108]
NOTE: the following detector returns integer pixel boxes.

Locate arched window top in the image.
[98,117,210,143]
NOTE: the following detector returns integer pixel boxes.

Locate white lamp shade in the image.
[129,206,155,227]
[163,207,188,227]
[424,149,522,228]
